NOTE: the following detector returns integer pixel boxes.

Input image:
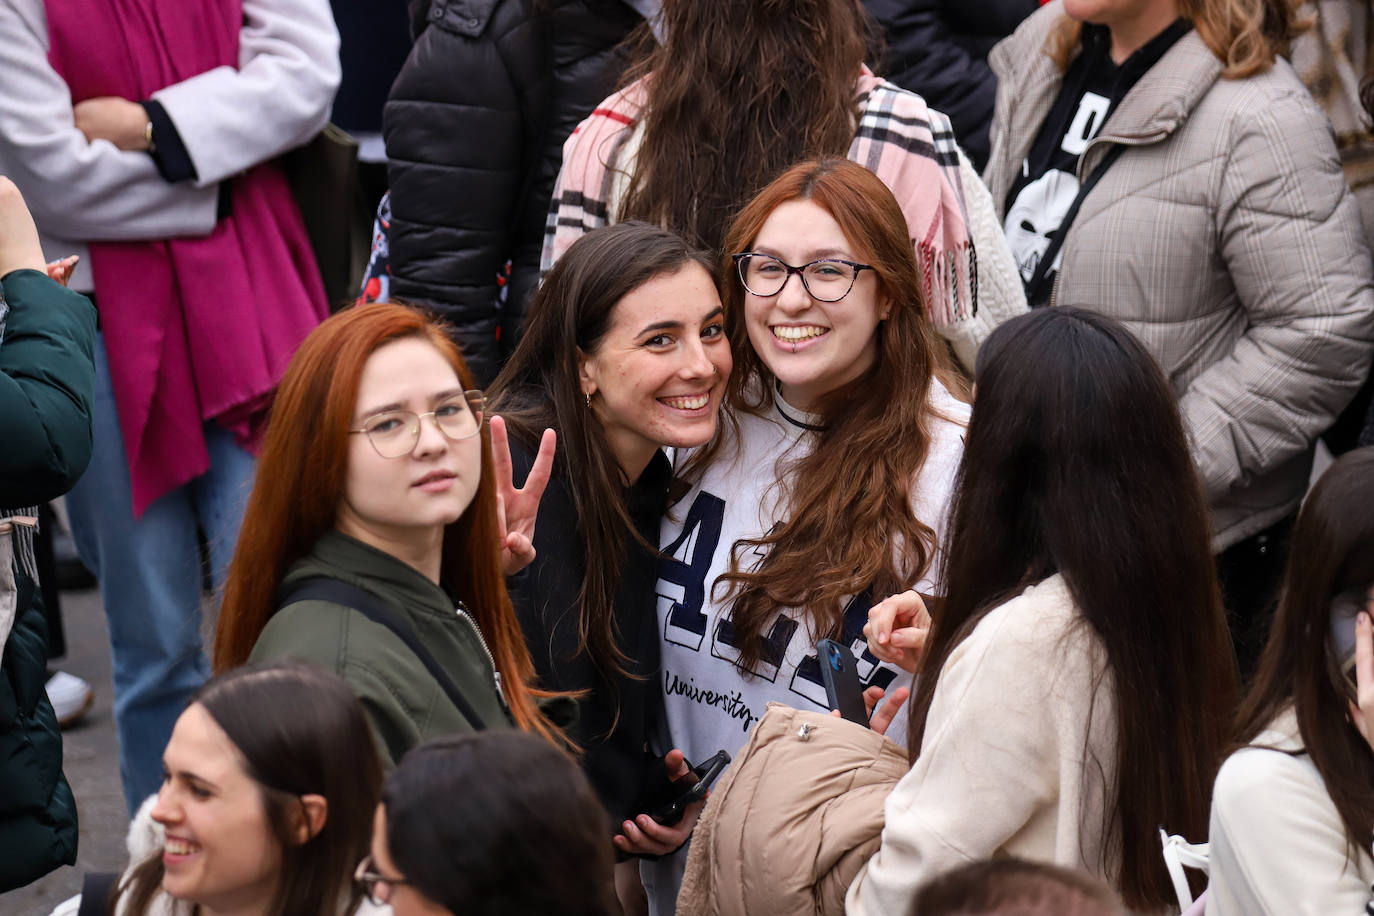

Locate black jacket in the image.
[508,441,671,827]
[863,0,1038,171]
[383,0,643,385]
[0,269,95,890]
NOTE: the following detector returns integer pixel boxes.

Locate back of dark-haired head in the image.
[1233,447,1374,850]
[490,222,715,685]
[912,858,1126,916]
[121,660,383,916]
[382,731,617,916]
[618,0,871,253]
[906,307,1238,910]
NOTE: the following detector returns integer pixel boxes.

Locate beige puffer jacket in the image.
[985,3,1374,550]
[677,704,907,916]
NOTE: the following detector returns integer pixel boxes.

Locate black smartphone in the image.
[818,638,868,724]
[649,750,730,825]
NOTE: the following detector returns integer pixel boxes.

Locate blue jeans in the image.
[66,338,255,814]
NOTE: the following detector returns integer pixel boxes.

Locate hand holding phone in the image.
[612,748,729,858]
[818,638,869,724]
[649,750,730,825]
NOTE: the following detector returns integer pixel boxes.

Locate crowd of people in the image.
[2,0,1374,914]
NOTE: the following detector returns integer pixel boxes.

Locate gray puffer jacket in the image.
[985,3,1374,549]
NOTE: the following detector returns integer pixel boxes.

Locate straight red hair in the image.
[213,304,560,744]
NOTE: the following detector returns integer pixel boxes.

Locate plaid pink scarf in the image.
[544,67,976,325]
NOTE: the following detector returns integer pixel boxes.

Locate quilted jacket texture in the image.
[985,2,1374,550]
[383,0,643,384]
[0,269,95,890]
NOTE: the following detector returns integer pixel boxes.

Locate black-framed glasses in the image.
[354,854,412,905]
[349,390,485,459]
[732,253,874,303]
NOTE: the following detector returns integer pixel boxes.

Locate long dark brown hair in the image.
[1231,448,1374,852]
[490,223,716,683]
[214,304,560,744]
[701,158,961,674]
[618,0,867,253]
[1049,0,1305,77]
[905,308,1238,910]
[117,662,382,916]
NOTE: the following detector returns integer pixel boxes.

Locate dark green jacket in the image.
[248,530,512,767]
[0,269,95,890]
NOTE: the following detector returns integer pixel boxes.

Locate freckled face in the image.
[338,338,483,543]
[578,263,732,476]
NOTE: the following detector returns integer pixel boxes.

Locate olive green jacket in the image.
[248,530,511,767]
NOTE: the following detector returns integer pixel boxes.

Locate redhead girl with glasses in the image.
[214,304,565,768]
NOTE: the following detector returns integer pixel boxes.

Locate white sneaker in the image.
[46,670,94,728]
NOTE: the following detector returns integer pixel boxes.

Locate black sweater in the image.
[508,441,672,826]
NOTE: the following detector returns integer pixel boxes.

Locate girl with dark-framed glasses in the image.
[643,158,970,910]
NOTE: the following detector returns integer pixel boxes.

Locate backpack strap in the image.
[76,871,119,916]
[280,576,486,732]
[1025,142,1127,306]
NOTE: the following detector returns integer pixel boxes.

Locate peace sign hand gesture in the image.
[490,415,556,577]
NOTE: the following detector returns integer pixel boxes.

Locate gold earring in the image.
[585,392,591,408]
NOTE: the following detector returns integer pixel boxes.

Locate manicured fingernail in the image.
[1360,613,1371,629]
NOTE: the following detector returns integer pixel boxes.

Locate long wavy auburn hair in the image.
[1231,448,1374,855]
[698,158,961,675]
[905,308,1238,910]
[118,662,382,916]
[490,223,716,690]
[618,0,867,254]
[213,304,561,745]
[1048,0,1306,77]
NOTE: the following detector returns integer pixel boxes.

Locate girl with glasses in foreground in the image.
[644,158,971,909]
[213,304,563,766]
[51,661,383,916]
[358,730,618,916]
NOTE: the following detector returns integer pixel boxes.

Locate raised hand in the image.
[490,415,555,576]
[45,255,79,287]
[863,590,933,674]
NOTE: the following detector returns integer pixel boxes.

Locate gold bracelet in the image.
[144,119,155,154]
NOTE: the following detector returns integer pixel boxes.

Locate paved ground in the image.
[2,585,136,915]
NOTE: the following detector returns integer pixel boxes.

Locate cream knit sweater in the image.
[846,574,1120,915]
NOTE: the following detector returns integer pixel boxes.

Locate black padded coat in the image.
[383,0,643,385]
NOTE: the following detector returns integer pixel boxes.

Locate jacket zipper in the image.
[454,602,506,702]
